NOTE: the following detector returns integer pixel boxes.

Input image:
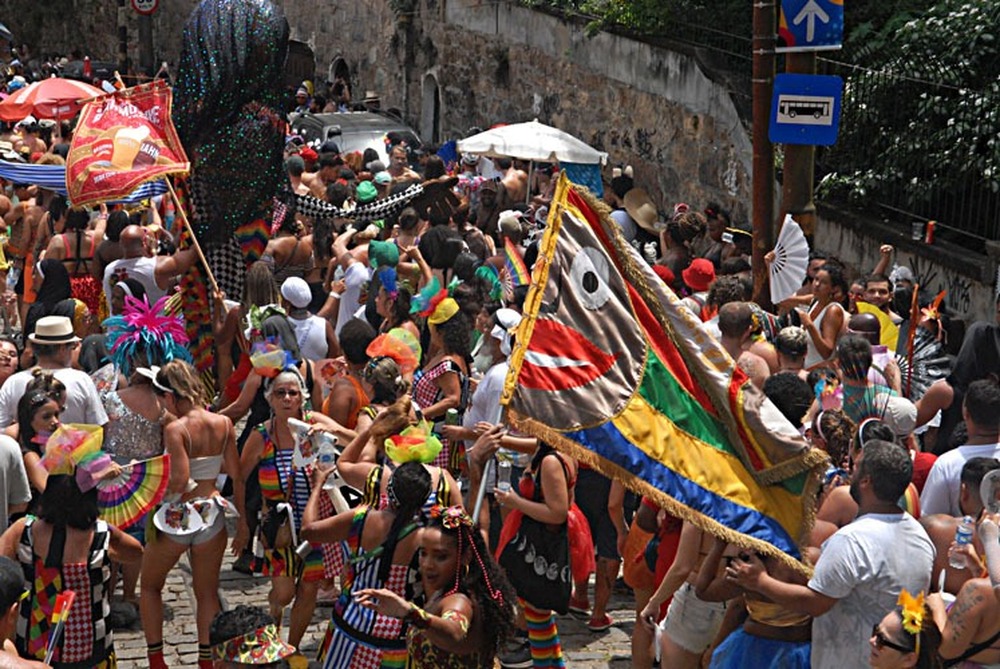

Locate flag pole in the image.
[165,179,219,295]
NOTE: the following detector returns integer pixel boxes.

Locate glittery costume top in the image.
[101,390,163,461]
[407,608,484,669]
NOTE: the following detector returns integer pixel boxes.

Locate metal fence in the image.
[536,7,1000,251]
[815,58,1000,249]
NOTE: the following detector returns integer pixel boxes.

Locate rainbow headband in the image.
[213,623,295,664]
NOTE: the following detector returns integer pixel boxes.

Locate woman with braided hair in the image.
[354,504,518,668]
[302,461,432,668]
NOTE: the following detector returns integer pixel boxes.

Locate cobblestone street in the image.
[113,553,638,667]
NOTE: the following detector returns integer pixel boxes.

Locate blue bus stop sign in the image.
[770,74,843,146]
[778,0,844,52]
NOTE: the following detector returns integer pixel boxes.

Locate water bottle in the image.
[496,456,513,493]
[316,435,338,491]
[949,515,975,569]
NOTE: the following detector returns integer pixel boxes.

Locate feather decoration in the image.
[475,264,503,301]
[104,295,192,376]
[377,266,398,299]
[367,330,420,376]
[385,420,443,464]
[244,303,286,339]
[813,378,843,411]
[410,276,447,318]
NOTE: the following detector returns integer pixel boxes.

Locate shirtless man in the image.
[302,153,341,199]
[921,457,1000,596]
[3,183,44,325]
[717,302,772,389]
[497,157,529,203]
[11,119,46,156]
[925,464,1000,667]
[285,155,311,196]
[387,144,420,183]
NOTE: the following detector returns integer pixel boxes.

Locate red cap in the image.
[681,258,716,292]
[652,264,675,286]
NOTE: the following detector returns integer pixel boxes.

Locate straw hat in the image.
[29,316,80,345]
[623,188,659,233]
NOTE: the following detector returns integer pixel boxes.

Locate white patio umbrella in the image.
[456,119,608,165]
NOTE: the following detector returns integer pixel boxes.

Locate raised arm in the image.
[695,538,743,602]
[334,421,376,490]
[725,552,837,618]
[355,588,475,652]
[300,468,355,543]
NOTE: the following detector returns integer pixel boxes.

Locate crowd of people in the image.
[0,48,999,669]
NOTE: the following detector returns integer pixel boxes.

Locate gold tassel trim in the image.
[510,409,818,577]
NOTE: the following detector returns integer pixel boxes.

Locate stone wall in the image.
[285,0,752,223]
[8,0,995,324]
[3,0,197,73]
[6,0,751,217]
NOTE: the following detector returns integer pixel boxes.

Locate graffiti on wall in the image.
[904,253,974,319]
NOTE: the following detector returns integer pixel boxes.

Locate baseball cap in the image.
[280,277,312,309]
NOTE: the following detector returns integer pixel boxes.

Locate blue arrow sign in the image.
[770,74,843,146]
[778,0,844,52]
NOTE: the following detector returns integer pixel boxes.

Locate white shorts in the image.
[660,582,727,654]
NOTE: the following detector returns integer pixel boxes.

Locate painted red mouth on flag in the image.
[520,319,619,391]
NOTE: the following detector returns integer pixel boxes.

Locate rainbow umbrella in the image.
[98,454,171,529]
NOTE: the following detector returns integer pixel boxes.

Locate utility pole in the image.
[117,0,129,75]
[780,52,818,241]
[138,14,154,79]
[752,0,777,307]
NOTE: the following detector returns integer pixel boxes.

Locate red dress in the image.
[495,452,595,584]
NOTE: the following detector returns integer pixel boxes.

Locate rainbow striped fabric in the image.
[504,237,531,287]
[502,174,827,572]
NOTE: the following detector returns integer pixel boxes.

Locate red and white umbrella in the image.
[0,77,103,121]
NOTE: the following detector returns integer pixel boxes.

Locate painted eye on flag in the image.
[570,247,611,310]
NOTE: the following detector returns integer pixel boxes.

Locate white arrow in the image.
[793,0,830,43]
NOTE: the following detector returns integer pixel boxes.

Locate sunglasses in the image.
[273,389,301,399]
[872,624,913,654]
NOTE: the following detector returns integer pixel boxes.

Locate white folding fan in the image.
[769,214,810,305]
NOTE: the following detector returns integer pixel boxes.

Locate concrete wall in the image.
[815,206,998,324]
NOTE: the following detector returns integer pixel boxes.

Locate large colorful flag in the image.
[501,174,827,572]
[66,80,189,208]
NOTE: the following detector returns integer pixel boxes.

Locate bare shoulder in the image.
[920,512,958,538]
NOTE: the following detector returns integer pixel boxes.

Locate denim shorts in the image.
[661,582,727,653]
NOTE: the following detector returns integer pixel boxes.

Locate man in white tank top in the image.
[102,225,198,312]
[280,277,338,361]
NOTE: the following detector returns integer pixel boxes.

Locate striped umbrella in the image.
[0,77,102,121]
[0,160,167,204]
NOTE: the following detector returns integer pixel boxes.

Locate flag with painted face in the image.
[501,173,827,572]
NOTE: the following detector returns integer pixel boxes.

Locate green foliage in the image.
[823,2,1000,214]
